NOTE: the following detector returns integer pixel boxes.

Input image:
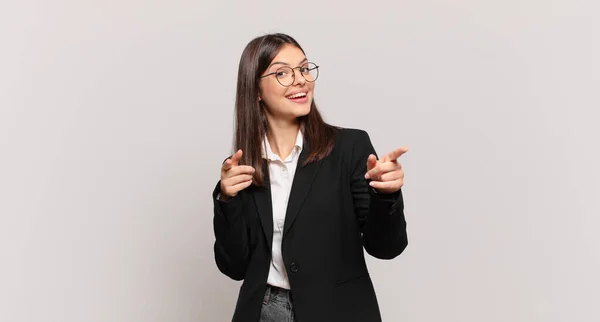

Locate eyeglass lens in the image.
[275,62,319,86]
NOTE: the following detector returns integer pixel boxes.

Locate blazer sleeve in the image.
[212,181,250,280]
[350,130,408,259]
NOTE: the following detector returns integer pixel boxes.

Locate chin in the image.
[296,102,311,117]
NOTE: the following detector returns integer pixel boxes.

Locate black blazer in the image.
[212,128,408,322]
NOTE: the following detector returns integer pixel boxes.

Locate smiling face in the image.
[258,44,315,124]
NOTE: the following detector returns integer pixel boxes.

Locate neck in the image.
[266,117,301,161]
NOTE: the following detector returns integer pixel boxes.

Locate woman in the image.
[212,33,409,322]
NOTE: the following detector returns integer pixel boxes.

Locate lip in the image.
[285,90,309,98]
[286,95,309,105]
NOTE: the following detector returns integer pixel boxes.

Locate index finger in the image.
[222,149,243,171]
[383,147,408,162]
[230,149,243,166]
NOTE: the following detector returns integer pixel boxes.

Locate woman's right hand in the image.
[220,149,255,201]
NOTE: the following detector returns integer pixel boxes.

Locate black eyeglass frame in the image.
[260,62,320,87]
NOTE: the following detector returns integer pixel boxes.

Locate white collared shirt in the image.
[262,130,303,290]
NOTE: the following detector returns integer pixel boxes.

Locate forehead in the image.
[271,44,306,65]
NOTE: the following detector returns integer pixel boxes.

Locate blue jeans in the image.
[259,285,296,322]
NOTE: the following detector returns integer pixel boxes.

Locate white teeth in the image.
[287,92,307,99]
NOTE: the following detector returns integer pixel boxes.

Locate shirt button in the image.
[290,261,299,273]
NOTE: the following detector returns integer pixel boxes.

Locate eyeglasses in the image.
[260,62,319,87]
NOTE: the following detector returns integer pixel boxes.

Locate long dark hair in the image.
[234,33,337,186]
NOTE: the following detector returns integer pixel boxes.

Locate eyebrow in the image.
[268,57,308,68]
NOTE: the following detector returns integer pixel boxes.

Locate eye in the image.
[276,70,288,77]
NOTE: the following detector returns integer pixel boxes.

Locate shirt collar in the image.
[262,130,304,162]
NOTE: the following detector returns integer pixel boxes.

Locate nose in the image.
[291,68,306,86]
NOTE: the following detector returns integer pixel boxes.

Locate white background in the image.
[1,0,599,321]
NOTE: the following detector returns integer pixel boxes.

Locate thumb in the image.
[366,154,378,171]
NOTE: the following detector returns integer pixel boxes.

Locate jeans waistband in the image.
[263,284,291,304]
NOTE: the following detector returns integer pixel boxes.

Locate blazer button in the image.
[290,261,299,273]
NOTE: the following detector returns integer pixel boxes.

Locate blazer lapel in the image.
[283,144,322,239]
[253,160,274,251]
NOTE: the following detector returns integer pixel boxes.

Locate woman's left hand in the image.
[364,147,408,194]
